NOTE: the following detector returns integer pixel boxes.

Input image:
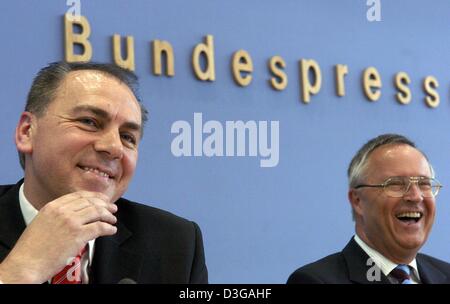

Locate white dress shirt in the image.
[19,184,95,284]
[354,234,420,284]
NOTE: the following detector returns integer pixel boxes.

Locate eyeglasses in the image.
[354,176,442,198]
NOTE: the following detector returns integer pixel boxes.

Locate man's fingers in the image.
[83,222,117,240]
[42,191,117,214]
[69,197,117,213]
[78,205,117,225]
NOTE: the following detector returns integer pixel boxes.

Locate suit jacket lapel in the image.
[417,254,448,284]
[90,217,144,284]
[0,181,26,260]
[343,238,391,284]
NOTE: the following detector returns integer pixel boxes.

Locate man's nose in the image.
[94,129,124,159]
[403,181,424,202]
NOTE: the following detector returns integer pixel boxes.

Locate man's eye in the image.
[387,181,405,190]
[419,180,432,187]
[121,133,137,145]
[79,118,98,127]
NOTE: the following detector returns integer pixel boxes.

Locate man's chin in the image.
[396,235,425,251]
[72,178,126,202]
[72,182,116,200]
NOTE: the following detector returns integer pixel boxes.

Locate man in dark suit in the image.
[288,134,450,284]
[0,62,207,284]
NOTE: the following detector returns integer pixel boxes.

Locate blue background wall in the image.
[1,1,449,283]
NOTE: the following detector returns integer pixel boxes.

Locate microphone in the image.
[118,278,137,284]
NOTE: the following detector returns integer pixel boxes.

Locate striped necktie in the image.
[390,264,413,284]
[51,246,87,284]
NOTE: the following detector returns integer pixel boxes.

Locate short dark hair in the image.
[19,61,149,169]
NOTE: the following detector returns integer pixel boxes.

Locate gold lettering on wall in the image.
[394,72,411,105]
[300,59,322,103]
[335,64,348,97]
[64,14,92,62]
[363,67,382,101]
[423,76,440,108]
[60,15,449,110]
[269,56,287,91]
[152,40,175,77]
[192,35,215,81]
[113,34,135,71]
[232,50,253,87]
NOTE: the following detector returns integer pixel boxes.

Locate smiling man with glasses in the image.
[288,133,450,284]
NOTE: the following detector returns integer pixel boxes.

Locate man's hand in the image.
[0,191,117,283]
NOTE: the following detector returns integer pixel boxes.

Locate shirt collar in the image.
[18,183,38,226]
[354,234,420,281]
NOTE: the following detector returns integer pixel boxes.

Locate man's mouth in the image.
[78,165,115,179]
[396,211,423,223]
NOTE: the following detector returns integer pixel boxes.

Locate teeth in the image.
[396,212,422,219]
[82,166,110,178]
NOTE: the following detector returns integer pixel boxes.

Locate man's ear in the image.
[15,112,35,154]
[348,188,364,218]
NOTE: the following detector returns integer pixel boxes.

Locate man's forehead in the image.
[53,70,141,123]
[373,144,423,160]
[61,70,122,90]
[367,144,431,175]
[55,70,135,103]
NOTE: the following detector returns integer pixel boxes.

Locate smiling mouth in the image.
[396,211,423,223]
[78,166,114,179]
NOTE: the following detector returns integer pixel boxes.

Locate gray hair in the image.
[19,61,149,169]
[348,133,434,188]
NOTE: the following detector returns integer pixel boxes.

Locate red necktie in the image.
[51,246,87,284]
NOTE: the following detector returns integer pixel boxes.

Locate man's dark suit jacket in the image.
[0,181,208,283]
[287,237,450,284]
